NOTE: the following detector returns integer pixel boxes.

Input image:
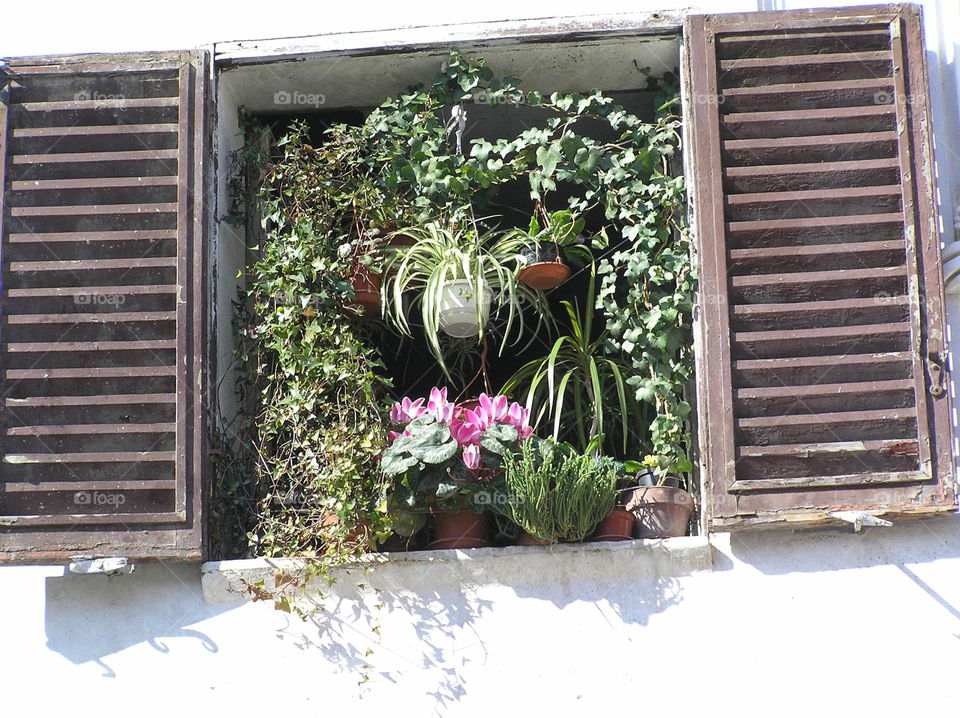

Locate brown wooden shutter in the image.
[0,51,207,561]
[685,5,957,529]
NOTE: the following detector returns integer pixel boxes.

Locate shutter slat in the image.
[717,28,892,58]
[5,480,176,492]
[14,97,179,111]
[6,423,175,436]
[12,177,178,191]
[720,78,894,112]
[687,6,955,528]
[723,131,898,165]
[11,203,177,216]
[12,149,178,164]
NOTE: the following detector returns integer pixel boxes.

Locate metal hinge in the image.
[927,351,946,397]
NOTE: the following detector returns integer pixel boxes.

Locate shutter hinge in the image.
[927,351,946,397]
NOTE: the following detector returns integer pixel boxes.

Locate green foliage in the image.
[501,267,646,457]
[244,122,393,562]
[231,50,693,562]
[493,438,619,543]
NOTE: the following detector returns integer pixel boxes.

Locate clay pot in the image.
[591,508,636,542]
[428,509,490,549]
[516,532,550,546]
[320,514,372,549]
[518,242,571,290]
[350,266,381,316]
[625,486,693,539]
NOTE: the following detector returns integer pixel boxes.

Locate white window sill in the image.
[200,536,713,605]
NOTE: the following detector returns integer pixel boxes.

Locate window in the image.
[0,4,954,562]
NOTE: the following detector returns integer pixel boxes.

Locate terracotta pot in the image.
[625,486,693,539]
[350,267,381,316]
[591,508,636,542]
[516,532,550,546]
[320,514,371,549]
[428,509,490,549]
[518,242,571,290]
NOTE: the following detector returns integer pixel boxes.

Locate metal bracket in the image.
[68,557,136,576]
[828,511,893,533]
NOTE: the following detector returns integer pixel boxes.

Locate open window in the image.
[0,51,208,562]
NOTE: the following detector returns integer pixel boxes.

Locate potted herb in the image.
[381,388,533,549]
[492,437,620,544]
[620,456,694,538]
[505,208,596,290]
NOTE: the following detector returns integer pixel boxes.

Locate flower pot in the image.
[625,486,693,539]
[428,509,490,549]
[438,279,492,338]
[518,242,571,290]
[516,532,550,546]
[591,508,636,542]
[350,266,381,316]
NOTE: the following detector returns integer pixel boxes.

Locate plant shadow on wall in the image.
[214,50,693,692]
[43,564,227,678]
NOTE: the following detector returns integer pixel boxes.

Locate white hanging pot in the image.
[438,279,492,338]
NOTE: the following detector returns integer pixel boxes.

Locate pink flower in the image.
[449,416,482,446]
[462,444,481,470]
[390,396,426,423]
[477,393,508,426]
[426,387,454,424]
[388,431,401,442]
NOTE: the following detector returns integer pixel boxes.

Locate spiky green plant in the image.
[495,438,618,543]
[500,266,646,456]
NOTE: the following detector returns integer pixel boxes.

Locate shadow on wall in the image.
[721,516,960,575]
[45,562,231,677]
[253,542,688,709]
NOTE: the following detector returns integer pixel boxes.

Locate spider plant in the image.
[500,266,647,456]
[381,221,550,378]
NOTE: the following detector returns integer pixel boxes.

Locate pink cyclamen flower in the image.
[390,396,426,423]
[462,444,481,470]
[388,431,401,442]
[426,387,454,424]
[477,393,509,426]
[449,416,482,446]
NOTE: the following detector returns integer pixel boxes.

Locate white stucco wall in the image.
[3,2,960,716]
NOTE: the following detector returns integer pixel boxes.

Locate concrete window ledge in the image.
[201,535,713,605]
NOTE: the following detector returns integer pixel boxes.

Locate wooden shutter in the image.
[0,51,207,561]
[685,5,957,529]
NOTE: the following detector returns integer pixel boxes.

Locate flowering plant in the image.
[381,388,533,519]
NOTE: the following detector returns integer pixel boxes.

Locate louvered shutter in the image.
[0,51,207,561]
[685,5,957,529]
